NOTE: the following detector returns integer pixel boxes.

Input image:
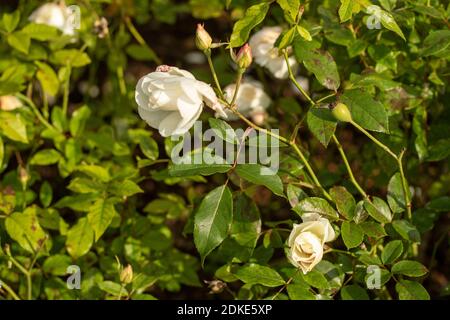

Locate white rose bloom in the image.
[0,95,22,111]
[219,80,271,122]
[29,2,75,36]
[287,213,336,274]
[135,65,226,137]
[249,26,297,79]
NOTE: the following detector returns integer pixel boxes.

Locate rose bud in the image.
[235,43,253,69]
[120,264,133,284]
[195,24,212,51]
[331,102,353,123]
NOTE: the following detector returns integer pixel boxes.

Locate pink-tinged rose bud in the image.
[236,43,252,69]
[195,24,212,51]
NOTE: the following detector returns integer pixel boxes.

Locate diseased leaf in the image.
[396,280,430,300]
[295,197,339,220]
[307,108,337,147]
[66,217,94,259]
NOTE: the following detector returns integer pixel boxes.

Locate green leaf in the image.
[276,27,297,49]
[420,30,450,57]
[387,172,409,213]
[425,196,450,212]
[340,284,370,300]
[169,163,231,177]
[194,185,233,264]
[295,197,339,220]
[396,280,430,300]
[341,89,389,133]
[392,260,428,277]
[40,181,53,208]
[378,7,406,40]
[0,111,28,143]
[293,38,340,91]
[276,0,300,24]
[7,31,30,54]
[339,0,356,22]
[98,281,128,296]
[296,25,312,41]
[208,118,238,144]
[52,49,91,67]
[287,284,316,300]
[5,208,50,253]
[235,164,284,197]
[330,186,356,220]
[360,221,387,238]
[87,197,118,241]
[66,217,94,259]
[35,61,60,96]
[125,44,159,62]
[69,105,91,137]
[30,149,61,166]
[229,2,270,47]
[306,108,337,147]
[302,269,329,289]
[381,240,403,264]
[392,220,421,243]
[341,221,364,249]
[42,254,72,276]
[21,23,59,41]
[229,194,261,253]
[364,197,392,223]
[2,11,20,33]
[235,263,285,287]
[76,164,111,182]
[139,136,159,161]
[109,180,143,197]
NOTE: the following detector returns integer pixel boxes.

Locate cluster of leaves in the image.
[0,0,449,300]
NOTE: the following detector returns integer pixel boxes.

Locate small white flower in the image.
[249,26,298,79]
[29,2,75,36]
[135,65,226,137]
[287,213,336,274]
[219,80,271,123]
[0,95,22,111]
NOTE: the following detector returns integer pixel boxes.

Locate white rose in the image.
[135,65,226,137]
[249,26,298,79]
[219,80,271,122]
[287,213,336,274]
[29,2,75,36]
[0,96,22,111]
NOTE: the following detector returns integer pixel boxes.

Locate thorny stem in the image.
[271,269,300,300]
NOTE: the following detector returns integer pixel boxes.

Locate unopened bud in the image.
[120,264,133,284]
[235,43,252,69]
[331,102,353,123]
[195,24,212,51]
[19,165,29,189]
